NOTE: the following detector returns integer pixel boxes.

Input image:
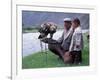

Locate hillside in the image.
[22,11,89,29]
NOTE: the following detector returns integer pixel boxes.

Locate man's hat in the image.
[63,18,71,22]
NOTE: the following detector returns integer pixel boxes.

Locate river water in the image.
[22,30,89,57]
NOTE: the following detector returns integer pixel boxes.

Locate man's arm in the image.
[69,34,75,52]
[75,33,82,49]
[57,32,64,44]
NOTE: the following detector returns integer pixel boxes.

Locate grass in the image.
[22,28,63,33]
[22,28,38,33]
[22,33,89,69]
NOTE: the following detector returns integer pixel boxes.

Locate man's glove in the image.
[41,38,59,44]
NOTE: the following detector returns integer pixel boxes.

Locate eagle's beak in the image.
[38,35,42,39]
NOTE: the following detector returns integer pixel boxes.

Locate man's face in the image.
[72,22,78,29]
[64,21,71,30]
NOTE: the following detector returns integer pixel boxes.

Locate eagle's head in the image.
[38,22,57,40]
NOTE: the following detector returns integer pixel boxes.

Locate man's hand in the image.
[76,45,80,48]
[63,51,72,64]
[41,38,59,44]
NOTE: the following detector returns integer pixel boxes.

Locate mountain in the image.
[22,11,89,29]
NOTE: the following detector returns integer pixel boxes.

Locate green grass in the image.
[22,29,38,33]
[22,33,89,69]
[22,28,63,33]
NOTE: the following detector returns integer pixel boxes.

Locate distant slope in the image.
[22,11,89,29]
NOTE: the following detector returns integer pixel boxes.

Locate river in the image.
[22,30,89,57]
